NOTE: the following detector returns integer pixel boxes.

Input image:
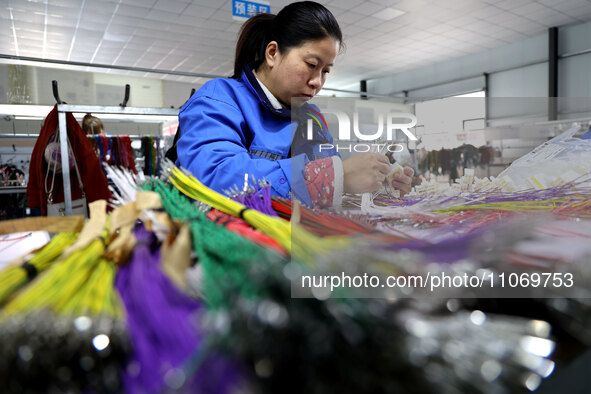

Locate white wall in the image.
[0,64,200,138]
[367,20,591,124]
[163,80,204,109]
[558,53,591,119]
[0,65,9,103]
[487,63,549,125]
[367,34,548,98]
[93,73,161,107]
[33,67,96,105]
[365,19,591,172]
[0,64,202,109]
[488,63,548,98]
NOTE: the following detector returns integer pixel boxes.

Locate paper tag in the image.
[513,144,565,167]
[110,201,139,232]
[62,200,107,257]
[161,224,192,290]
[136,191,162,210]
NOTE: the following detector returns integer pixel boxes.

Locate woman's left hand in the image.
[389,166,414,196]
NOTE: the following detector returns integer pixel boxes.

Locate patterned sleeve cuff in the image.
[304,157,337,208]
[331,155,343,207]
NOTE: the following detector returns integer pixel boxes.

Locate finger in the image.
[375,154,390,164]
[391,179,412,189]
[377,162,390,175]
[390,180,412,195]
[393,172,412,185]
[376,171,386,183]
[370,184,381,193]
[368,178,382,193]
[403,166,415,177]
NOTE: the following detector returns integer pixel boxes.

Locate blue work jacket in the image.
[177,66,338,206]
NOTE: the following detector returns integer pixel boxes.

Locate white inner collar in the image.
[253,71,283,110]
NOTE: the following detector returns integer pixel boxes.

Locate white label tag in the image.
[513,144,565,167]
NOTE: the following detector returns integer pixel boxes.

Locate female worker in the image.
[177,1,413,208]
[82,113,104,135]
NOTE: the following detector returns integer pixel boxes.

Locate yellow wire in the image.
[0,232,78,304]
[2,224,119,317]
[434,198,577,214]
[169,167,348,261]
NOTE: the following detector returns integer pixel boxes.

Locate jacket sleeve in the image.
[177,95,312,206]
[304,156,344,208]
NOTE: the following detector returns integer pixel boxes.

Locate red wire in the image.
[0,232,32,242]
[206,209,287,255]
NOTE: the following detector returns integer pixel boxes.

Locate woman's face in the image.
[263,37,339,107]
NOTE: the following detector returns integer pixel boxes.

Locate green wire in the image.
[142,179,287,310]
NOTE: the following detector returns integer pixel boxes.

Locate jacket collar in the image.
[255,74,283,110]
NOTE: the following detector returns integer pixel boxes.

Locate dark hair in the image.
[233,1,343,78]
[82,113,103,135]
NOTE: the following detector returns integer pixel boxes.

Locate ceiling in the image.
[2,0,591,92]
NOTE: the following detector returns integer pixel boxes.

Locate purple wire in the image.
[115,224,242,393]
[376,177,591,209]
[379,221,503,263]
[381,229,475,263]
[232,183,278,217]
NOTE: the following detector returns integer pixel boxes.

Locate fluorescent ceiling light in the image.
[373,8,405,21]
[455,91,486,98]
[0,104,177,122]
[0,104,53,118]
[96,114,178,122]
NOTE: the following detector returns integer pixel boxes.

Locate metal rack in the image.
[53,81,179,215]
[0,186,27,195]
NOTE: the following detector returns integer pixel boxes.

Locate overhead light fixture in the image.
[0,104,177,123]
[373,8,405,21]
[0,104,53,119]
[454,91,486,98]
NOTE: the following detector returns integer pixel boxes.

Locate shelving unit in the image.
[0,186,27,195]
[56,104,178,215]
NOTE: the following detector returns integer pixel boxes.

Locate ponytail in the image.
[233,14,274,79]
[82,113,103,135]
[232,1,343,79]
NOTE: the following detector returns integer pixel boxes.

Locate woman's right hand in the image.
[342,153,390,194]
